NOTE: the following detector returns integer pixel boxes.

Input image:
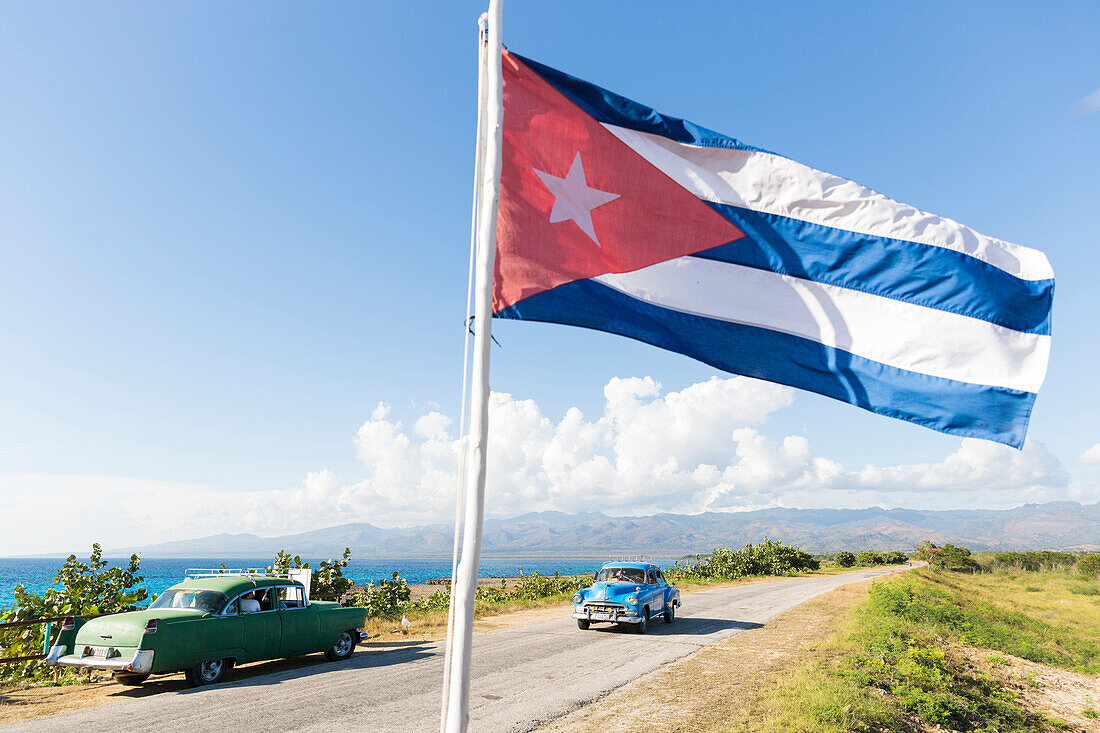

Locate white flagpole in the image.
[439,12,489,733]
[443,0,502,731]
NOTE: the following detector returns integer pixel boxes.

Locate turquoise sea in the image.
[0,556,614,610]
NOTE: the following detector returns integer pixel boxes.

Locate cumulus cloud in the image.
[1,376,1088,555]
[1080,443,1100,465]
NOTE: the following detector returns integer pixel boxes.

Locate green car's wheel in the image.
[185,658,228,687]
[664,604,675,624]
[577,619,590,630]
[113,673,149,686]
[325,630,357,661]
[635,607,648,634]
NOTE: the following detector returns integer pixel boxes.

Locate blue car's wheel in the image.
[635,607,648,634]
[577,619,590,630]
[664,603,675,624]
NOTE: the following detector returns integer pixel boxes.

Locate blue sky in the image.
[1,1,1098,554]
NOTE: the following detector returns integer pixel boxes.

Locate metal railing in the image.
[0,613,115,664]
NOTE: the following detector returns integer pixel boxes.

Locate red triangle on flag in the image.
[494,51,745,312]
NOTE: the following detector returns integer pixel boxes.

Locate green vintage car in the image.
[43,570,367,687]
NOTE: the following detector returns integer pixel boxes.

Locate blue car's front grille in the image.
[583,602,625,613]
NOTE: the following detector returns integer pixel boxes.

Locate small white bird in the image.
[400,615,412,635]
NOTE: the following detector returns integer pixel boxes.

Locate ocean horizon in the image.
[0,555,648,610]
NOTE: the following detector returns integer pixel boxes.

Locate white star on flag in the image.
[533,152,620,247]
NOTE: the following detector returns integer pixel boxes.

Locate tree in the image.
[930,543,978,572]
[1079,554,1100,579]
[835,551,856,568]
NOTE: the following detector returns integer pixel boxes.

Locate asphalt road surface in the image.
[9,566,913,733]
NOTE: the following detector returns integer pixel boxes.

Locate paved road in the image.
[9,566,913,733]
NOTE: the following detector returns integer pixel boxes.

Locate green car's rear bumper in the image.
[45,645,155,675]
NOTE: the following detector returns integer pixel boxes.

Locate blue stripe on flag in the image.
[495,279,1036,448]
[696,203,1053,335]
[513,53,763,152]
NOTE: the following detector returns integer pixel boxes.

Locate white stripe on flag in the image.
[593,257,1050,393]
[602,124,1053,282]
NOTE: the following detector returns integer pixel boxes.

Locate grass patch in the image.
[760,567,1100,732]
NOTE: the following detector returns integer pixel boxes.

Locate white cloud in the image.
[1069,87,1100,119]
[1,376,1090,555]
[1080,443,1100,465]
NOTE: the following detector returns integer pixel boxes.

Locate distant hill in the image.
[105,501,1100,558]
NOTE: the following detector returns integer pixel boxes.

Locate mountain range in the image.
[107,501,1100,557]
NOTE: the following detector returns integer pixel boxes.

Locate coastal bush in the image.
[0,545,146,684]
[511,571,587,601]
[352,572,412,618]
[666,539,819,582]
[270,547,353,598]
[834,550,856,568]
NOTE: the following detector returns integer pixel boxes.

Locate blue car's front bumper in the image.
[572,603,641,624]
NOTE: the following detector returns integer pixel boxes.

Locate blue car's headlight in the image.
[627,595,638,606]
[573,593,583,604]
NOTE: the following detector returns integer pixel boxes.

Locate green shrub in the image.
[856,550,885,566]
[834,550,856,568]
[352,572,412,618]
[930,544,979,573]
[1078,554,1100,579]
[667,539,819,582]
[271,547,353,598]
[0,545,147,684]
[992,551,1078,572]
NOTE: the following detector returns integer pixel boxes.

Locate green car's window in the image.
[150,589,228,613]
[277,586,306,610]
[597,567,645,583]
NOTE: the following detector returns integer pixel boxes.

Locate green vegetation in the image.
[833,550,856,568]
[667,539,820,581]
[351,571,589,620]
[0,545,147,684]
[989,551,1078,572]
[763,548,1100,732]
[915,541,980,572]
[853,549,908,567]
[270,548,353,598]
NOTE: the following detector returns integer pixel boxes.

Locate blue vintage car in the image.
[571,561,680,633]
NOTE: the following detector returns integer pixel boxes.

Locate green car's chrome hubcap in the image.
[200,660,223,681]
[335,632,353,655]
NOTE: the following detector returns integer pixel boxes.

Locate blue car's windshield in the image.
[150,589,228,613]
[597,567,645,583]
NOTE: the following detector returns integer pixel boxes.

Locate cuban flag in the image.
[492,51,1053,449]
